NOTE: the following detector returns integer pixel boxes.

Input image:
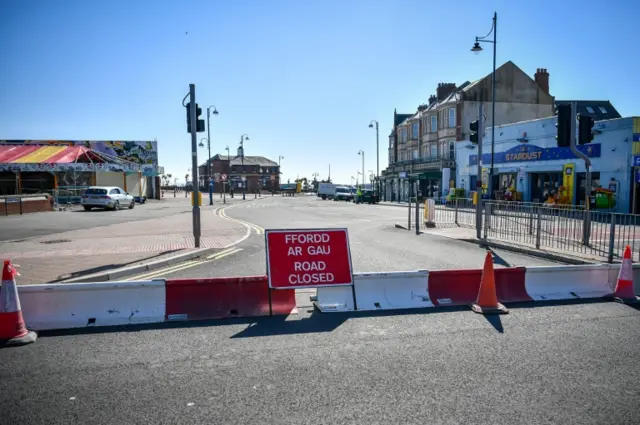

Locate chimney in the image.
[436,83,457,101]
[534,68,549,94]
[428,95,437,105]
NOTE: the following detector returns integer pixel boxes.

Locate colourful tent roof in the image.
[0,146,98,164]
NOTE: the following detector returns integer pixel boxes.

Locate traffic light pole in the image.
[189,84,201,248]
[568,101,591,245]
[475,103,484,239]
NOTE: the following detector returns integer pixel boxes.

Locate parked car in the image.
[355,189,379,204]
[333,186,354,202]
[81,186,135,211]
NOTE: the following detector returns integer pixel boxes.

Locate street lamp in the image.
[471,11,497,199]
[205,106,218,181]
[368,120,379,196]
[223,145,231,204]
[239,134,249,200]
[357,150,365,189]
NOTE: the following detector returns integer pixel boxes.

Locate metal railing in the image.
[419,198,639,262]
[481,201,639,262]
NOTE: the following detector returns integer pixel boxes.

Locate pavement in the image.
[0,195,258,284]
[119,196,566,282]
[1,300,639,424]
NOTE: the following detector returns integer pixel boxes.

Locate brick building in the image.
[198,154,280,192]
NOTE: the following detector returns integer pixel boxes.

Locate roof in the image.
[394,113,412,127]
[206,154,278,167]
[554,100,621,121]
[0,145,103,164]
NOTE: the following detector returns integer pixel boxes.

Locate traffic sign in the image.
[265,228,353,289]
[221,174,227,181]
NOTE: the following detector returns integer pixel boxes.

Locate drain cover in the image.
[40,239,71,244]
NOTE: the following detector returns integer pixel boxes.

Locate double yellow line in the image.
[124,247,242,281]
[216,207,264,235]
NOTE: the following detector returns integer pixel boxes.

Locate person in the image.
[356,186,363,204]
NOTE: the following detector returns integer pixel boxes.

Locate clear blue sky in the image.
[1,0,638,185]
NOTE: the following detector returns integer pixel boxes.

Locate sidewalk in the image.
[1,204,249,285]
[423,225,607,264]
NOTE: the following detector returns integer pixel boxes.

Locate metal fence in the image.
[428,198,640,262]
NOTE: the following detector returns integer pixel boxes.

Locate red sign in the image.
[265,229,353,289]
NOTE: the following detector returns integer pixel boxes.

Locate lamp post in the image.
[224,145,231,204]
[357,150,365,189]
[278,155,284,190]
[471,11,497,200]
[205,106,219,205]
[368,120,379,195]
[239,134,249,200]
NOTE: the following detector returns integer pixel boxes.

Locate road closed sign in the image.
[265,228,353,289]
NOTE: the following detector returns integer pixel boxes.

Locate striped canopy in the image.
[0,146,102,164]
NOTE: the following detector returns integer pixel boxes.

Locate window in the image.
[448,108,456,128]
[430,144,437,158]
[449,140,455,160]
[598,106,608,114]
[585,106,595,114]
[400,128,407,143]
[412,122,419,139]
[413,149,419,159]
[422,118,428,135]
[439,141,446,158]
[86,188,107,195]
[430,115,437,133]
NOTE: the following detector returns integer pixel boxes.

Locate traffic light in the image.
[186,103,205,133]
[578,115,594,145]
[555,103,571,147]
[469,120,479,144]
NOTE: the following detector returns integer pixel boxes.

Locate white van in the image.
[317,183,337,200]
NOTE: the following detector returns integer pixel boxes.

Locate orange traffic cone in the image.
[0,260,37,347]
[613,246,639,304]
[470,251,508,314]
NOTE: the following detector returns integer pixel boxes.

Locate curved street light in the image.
[471,12,497,198]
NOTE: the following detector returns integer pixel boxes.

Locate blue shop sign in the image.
[633,155,640,166]
[469,143,601,166]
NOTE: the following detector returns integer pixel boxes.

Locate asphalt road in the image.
[0,195,250,242]
[131,196,564,281]
[2,301,639,424]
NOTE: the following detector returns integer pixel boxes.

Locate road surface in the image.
[1,301,638,424]
[123,196,564,281]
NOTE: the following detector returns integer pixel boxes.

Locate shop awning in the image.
[0,145,102,164]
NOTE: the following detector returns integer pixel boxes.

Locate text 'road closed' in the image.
[266,229,353,289]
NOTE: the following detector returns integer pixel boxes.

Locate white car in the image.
[81,186,135,211]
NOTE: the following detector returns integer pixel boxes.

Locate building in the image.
[456,116,640,213]
[0,140,163,200]
[554,100,621,121]
[199,154,280,193]
[380,61,555,202]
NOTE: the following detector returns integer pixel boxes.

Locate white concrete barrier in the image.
[18,280,166,330]
[353,271,433,311]
[524,264,612,300]
[607,264,640,295]
[313,286,355,312]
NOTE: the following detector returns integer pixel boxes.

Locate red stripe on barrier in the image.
[428,267,531,307]
[269,289,298,316]
[428,269,481,306]
[495,267,531,303]
[165,276,271,321]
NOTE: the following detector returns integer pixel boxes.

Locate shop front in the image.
[456,115,637,213]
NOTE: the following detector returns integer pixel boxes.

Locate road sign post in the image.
[265,229,354,290]
[567,101,592,245]
[188,84,201,248]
